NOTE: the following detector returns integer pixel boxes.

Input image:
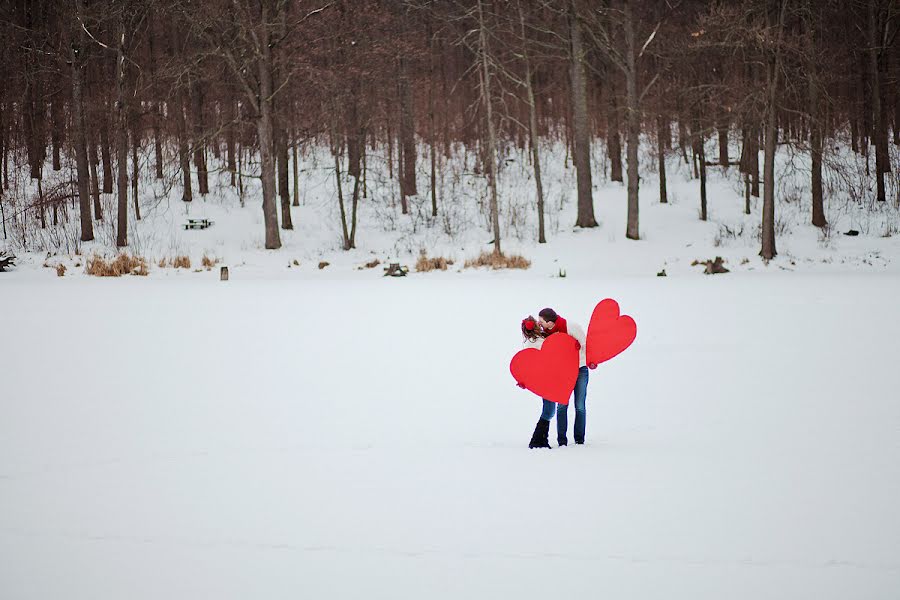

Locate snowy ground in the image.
[2,274,899,598]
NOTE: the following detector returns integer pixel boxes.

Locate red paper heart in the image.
[510,333,579,405]
[585,299,637,366]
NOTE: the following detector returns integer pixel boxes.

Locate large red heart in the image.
[510,333,579,405]
[585,299,637,366]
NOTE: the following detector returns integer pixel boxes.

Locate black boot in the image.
[529,419,551,449]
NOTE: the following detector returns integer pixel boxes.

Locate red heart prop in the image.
[585,299,637,366]
[510,333,579,405]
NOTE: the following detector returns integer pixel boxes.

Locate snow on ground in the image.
[2,274,900,598]
[2,136,899,597]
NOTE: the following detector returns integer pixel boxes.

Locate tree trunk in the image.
[70,20,94,242]
[518,0,546,242]
[131,128,140,221]
[148,28,165,180]
[657,114,667,204]
[350,161,360,248]
[192,85,209,196]
[115,16,128,248]
[750,123,760,197]
[761,0,787,260]
[624,1,640,240]
[1,105,6,190]
[744,173,752,215]
[346,94,362,179]
[608,80,624,183]
[678,118,690,166]
[277,122,292,229]
[177,94,192,201]
[89,135,102,220]
[38,176,46,229]
[807,2,826,227]
[478,0,503,254]
[292,135,300,207]
[869,0,887,202]
[894,60,900,145]
[257,6,282,250]
[100,113,113,194]
[0,184,5,240]
[428,20,438,219]
[696,127,708,221]
[50,97,63,171]
[386,108,394,180]
[226,99,237,186]
[334,144,351,250]
[570,0,597,228]
[399,47,417,204]
[152,103,164,179]
[717,123,729,168]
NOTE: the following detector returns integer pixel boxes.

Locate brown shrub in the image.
[416,252,454,272]
[201,254,219,269]
[158,258,167,268]
[463,251,531,270]
[171,256,191,269]
[56,264,67,277]
[86,254,149,277]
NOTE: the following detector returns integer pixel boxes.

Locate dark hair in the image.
[521,316,540,342]
[538,308,558,322]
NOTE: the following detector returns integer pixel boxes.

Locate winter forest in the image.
[0,0,898,270]
[3,2,900,599]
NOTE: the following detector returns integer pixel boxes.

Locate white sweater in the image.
[567,321,587,368]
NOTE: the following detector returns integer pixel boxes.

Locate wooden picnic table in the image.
[183,218,214,230]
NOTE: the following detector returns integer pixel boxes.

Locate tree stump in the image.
[383,263,409,277]
[0,252,16,272]
[691,256,729,274]
[220,266,229,281]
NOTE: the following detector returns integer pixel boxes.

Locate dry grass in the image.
[86,254,149,277]
[201,254,219,269]
[361,259,380,269]
[55,264,67,277]
[318,261,330,270]
[463,251,531,270]
[158,258,167,268]
[415,252,454,272]
[171,255,191,269]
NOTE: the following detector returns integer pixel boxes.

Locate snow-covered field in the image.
[2,274,899,599]
[2,136,900,597]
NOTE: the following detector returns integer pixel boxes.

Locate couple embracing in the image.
[520,308,590,449]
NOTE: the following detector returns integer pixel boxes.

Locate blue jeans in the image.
[540,399,556,421]
[557,367,589,443]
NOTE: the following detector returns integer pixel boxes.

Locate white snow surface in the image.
[2,275,900,598]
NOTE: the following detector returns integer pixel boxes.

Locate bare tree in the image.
[569,0,597,228]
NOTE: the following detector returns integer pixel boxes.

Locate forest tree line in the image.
[0,0,898,259]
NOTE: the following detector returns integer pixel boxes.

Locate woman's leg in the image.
[540,399,555,421]
[529,400,555,449]
[573,367,589,444]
